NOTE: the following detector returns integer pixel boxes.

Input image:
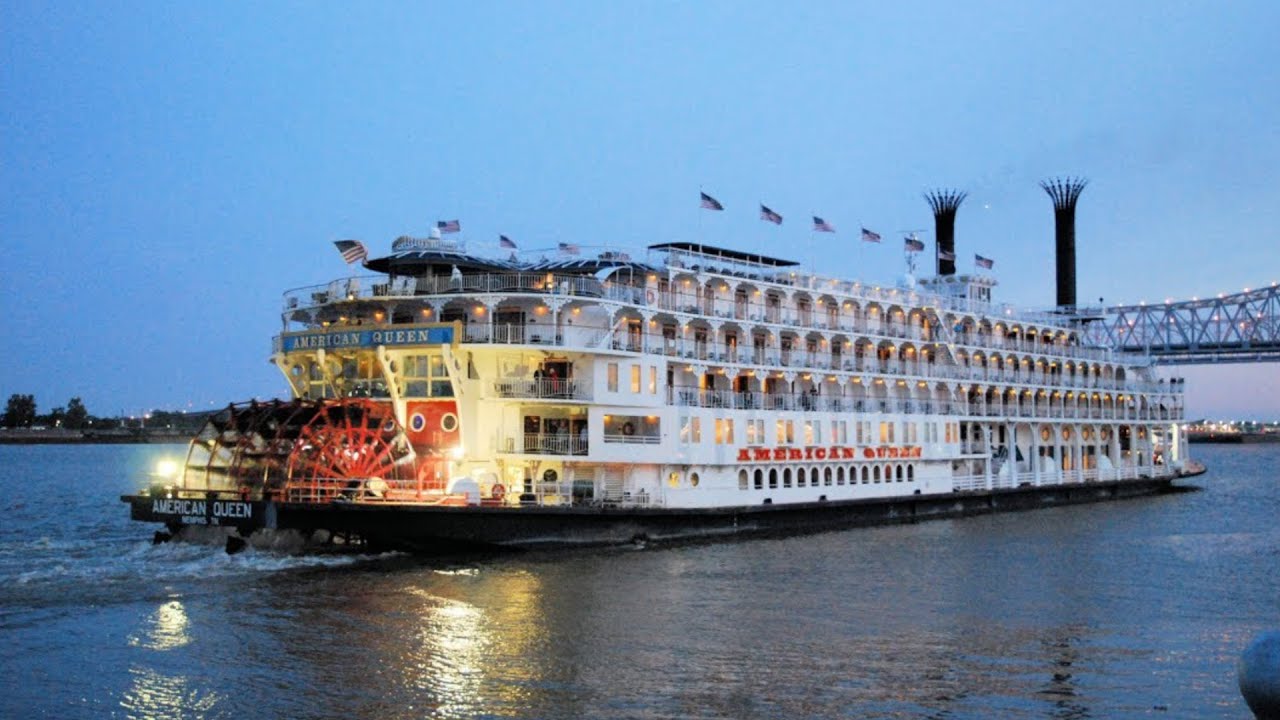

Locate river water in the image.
[0,443,1276,719]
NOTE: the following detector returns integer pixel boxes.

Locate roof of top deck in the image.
[647,242,799,268]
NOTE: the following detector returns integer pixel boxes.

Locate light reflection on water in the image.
[128,600,192,651]
[0,444,1277,718]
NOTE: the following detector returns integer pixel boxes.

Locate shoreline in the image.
[0,430,191,445]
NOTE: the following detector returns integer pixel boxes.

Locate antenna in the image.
[898,229,926,276]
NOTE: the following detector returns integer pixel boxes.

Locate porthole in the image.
[441,412,459,432]
[543,469,558,483]
[690,472,700,487]
[668,471,680,488]
[409,412,427,432]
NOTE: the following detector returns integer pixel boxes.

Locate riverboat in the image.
[123,225,1199,551]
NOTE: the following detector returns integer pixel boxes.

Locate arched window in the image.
[738,469,749,490]
[862,466,870,484]
[768,468,778,489]
[837,467,845,485]
[783,467,792,488]
[873,466,881,482]
[896,465,904,482]
[824,467,833,486]
[907,465,915,482]
[796,467,806,487]
[753,468,763,489]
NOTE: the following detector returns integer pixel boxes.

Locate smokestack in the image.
[1040,177,1088,309]
[925,189,966,276]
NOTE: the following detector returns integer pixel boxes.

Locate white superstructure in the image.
[272,236,1188,510]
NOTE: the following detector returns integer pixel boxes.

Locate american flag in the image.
[700,192,724,211]
[499,235,517,249]
[333,239,368,265]
[860,227,881,243]
[760,204,783,225]
[975,254,994,269]
[813,216,835,233]
[437,219,461,234]
[904,236,925,252]
[938,249,956,261]
[558,242,580,256]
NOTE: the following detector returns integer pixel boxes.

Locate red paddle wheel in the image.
[182,399,319,497]
[284,398,416,502]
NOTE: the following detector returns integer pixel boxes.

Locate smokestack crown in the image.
[1040,177,1088,309]
[925,189,966,276]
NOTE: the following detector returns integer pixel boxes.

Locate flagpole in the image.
[697,184,704,243]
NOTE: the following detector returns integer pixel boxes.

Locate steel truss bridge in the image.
[1081,283,1280,364]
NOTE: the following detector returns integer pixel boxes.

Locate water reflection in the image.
[128,599,191,651]
[120,665,221,718]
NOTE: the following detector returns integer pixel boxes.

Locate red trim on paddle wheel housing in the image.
[284,399,414,502]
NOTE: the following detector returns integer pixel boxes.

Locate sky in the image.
[2,1,1278,420]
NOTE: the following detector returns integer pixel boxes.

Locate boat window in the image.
[754,469,763,489]
[782,468,792,488]
[768,468,778,489]
[689,472,699,487]
[738,469,748,490]
[796,467,806,487]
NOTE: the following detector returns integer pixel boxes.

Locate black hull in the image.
[123,473,1200,552]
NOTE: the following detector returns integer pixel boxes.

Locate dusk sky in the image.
[3,2,1277,419]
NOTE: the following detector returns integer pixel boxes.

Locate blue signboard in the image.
[280,323,456,352]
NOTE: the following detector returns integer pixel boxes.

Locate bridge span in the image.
[1081,283,1280,364]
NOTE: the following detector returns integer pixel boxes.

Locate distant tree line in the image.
[2,394,212,431]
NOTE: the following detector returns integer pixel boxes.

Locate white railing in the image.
[492,378,591,401]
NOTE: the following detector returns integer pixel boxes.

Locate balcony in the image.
[492,378,592,401]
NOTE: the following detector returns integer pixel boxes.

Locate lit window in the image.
[630,365,641,393]
[649,366,657,394]
[608,363,619,392]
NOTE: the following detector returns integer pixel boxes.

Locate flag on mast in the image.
[333,240,368,264]
[938,249,956,262]
[760,205,783,225]
[813,216,835,233]
[975,254,994,269]
[437,219,461,233]
[904,236,925,252]
[499,235,517,249]
[860,227,881,243]
[700,192,724,211]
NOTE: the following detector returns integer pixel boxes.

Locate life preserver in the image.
[622,422,635,436]
[646,290,655,304]
[491,483,505,502]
